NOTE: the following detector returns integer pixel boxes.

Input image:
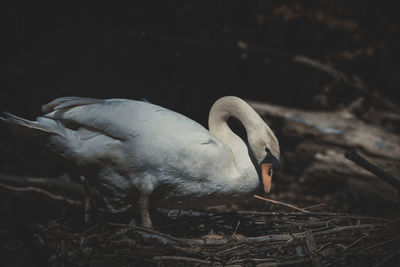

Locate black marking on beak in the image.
[246,144,280,191]
[261,148,280,171]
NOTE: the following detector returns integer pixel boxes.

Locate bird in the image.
[0,96,280,227]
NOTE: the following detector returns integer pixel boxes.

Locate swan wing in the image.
[43,97,225,171]
[43,97,143,140]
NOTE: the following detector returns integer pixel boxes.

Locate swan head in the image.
[247,123,280,193]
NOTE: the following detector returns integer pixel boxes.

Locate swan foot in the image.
[138,194,153,228]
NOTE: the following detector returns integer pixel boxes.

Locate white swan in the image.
[1,96,280,227]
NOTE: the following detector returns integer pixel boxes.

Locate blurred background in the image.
[1,1,399,119]
[1,0,400,212]
[2,0,400,212]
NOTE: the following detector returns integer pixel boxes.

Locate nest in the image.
[38,209,400,266]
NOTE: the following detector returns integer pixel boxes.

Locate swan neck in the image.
[208,96,261,142]
[208,97,263,181]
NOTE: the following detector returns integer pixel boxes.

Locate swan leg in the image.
[80,175,96,223]
[138,194,153,228]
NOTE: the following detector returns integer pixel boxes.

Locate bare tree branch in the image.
[345,150,400,195]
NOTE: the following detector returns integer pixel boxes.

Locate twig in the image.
[305,230,322,267]
[41,210,396,266]
[232,220,240,237]
[108,223,182,242]
[166,209,389,223]
[254,195,311,213]
[372,251,400,267]
[293,55,347,81]
[153,255,211,264]
[343,232,370,250]
[256,258,310,266]
[215,244,247,256]
[236,211,389,222]
[0,182,82,205]
[227,258,275,265]
[0,172,100,201]
[111,222,376,247]
[237,224,375,245]
[303,203,325,210]
[358,234,400,253]
[345,150,400,195]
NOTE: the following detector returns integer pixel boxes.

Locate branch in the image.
[294,55,348,81]
[0,182,82,205]
[0,173,101,205]
[111,223,376,247]
[345,150,400,195]
[254,195,311,213]
[153,256,211,264]
[305,229,322,267]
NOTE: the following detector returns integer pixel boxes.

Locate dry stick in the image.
[294,55,347,81]
[343,232,370,251]
[153,256,211,264]
[208,224,374,245]
[236,211,389,222]
[113,223,375,247]
[345,150,400,195]
[254,195,311,213]
[372,251,400,267]
[303,203,325,210]
[232,220,240,237]
[0,172,101,201]
[305,230,323,267]
[358,234,400,254]
[0,182,82,205]
[215,244,247,256]
[108,223,182,242]
[167,209,389,223]
[227,258,276,265]
[329,233,400,264]
[256,258,310,267]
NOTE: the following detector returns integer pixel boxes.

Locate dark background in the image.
[1,0,400,193]
[1,1,399,125]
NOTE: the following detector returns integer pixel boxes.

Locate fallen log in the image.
[247,100,400,215]
[247,100,400,161]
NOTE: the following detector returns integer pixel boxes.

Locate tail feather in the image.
[1,112,64,139]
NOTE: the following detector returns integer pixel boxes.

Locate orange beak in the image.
[261,163,273,193]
